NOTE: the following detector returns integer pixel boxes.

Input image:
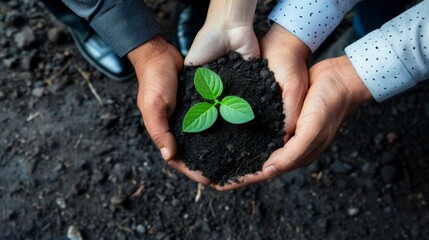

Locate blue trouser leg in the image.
[353,0,409,37]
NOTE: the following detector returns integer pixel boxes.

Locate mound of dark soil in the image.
[170,52,285,186]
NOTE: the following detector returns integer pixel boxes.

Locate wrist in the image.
[205,0,257,28]
[265,23,310,58]
[127,35,169,67]
[333,55,373,105]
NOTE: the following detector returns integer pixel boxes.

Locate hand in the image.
[214,55,373,191]
[127,36,211,184]
[185,0,259,66]
[260,23,310,142]
[211,24,310,191]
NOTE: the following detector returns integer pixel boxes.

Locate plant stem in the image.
[213,99,221,107]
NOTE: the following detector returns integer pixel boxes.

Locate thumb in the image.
[146,118,177,161]
[185,30,226,66]
[262,126,319,178]
[139,93,177,161]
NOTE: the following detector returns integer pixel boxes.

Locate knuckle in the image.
[148,129,164,145]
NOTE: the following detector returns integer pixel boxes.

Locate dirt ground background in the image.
[1,0,429,239]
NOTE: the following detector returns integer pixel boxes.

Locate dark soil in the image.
[170,53,284,186]
[1,0,429,240]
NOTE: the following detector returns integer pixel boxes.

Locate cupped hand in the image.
[214,55,373,191]
[184,0,259,66]
[211,24,310,191]
[128,36,211,184]
[260,23,310,142]
[185,25,260,66]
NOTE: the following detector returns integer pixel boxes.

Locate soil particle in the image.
[14,27,36,49]
[330,160,353,174]
[4,11,24,28]
[380,151,397,165]
[47,27,67,44]
[67,226,83,240]
[380,165,398,183]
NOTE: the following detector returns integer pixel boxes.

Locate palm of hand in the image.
[185,25,259,66]
[262,56,372,178]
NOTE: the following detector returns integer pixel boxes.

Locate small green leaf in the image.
[194,68,223,100]
[220,96,255,124]
[182,102,218,133]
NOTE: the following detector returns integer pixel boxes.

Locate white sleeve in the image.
[268,0,361,52]
[345,0,429,102]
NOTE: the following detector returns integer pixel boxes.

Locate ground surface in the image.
[1,0,429,240]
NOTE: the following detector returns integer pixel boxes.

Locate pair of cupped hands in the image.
[127,21,373,191]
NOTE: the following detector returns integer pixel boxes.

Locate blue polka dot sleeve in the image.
[345,1,429,102]
[268,0,361,52]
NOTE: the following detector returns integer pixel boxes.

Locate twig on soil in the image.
[285,223,294,239]
[44,59,72,83]
[131,183,145,198]
[26,112,42,122]
[29,156,40,173]
[117,222,133,233]
[317,171,323,181]
[41,223,52,231]
[73,63,104,105]
[73,134,83,149]
[194,183,203,202]
[234,167,242,177]
[209,198,216,217]
[162,168,178,179]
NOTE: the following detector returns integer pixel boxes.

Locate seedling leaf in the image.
[194,68,223,100]
[220,96,255,124]
[182,102,218,132]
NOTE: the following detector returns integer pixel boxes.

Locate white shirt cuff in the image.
[268,0,356,52]
[345,30,415,102]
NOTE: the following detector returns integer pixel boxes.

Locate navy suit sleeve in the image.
[62,0,161,57]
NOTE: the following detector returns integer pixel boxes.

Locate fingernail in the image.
[160,148,170,160]
[264,165,279,177]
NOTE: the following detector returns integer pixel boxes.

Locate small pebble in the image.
[32,87,44,98]
[67,225,83,240]
[111,194,126,206]
[217,57,226,64]
[56,197,66,209]
[14,27,36,49]
[267,142,276,150]
[260,69,270,79]
[136,224,146,234]
[270,82,279,92]
[47,27,67,44]
[228,52,240,61]
[330,160,353,174]
[347,207,360,216]
[0,90,5,100]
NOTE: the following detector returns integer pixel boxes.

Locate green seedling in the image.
[182,67,255,133]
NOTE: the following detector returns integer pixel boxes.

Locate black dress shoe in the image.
[177,1,209,57]
[68,28,135,82]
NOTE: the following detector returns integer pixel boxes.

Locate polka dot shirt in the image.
[269,0,361,52]
[345,0,429,102]
[270,0,429,102]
